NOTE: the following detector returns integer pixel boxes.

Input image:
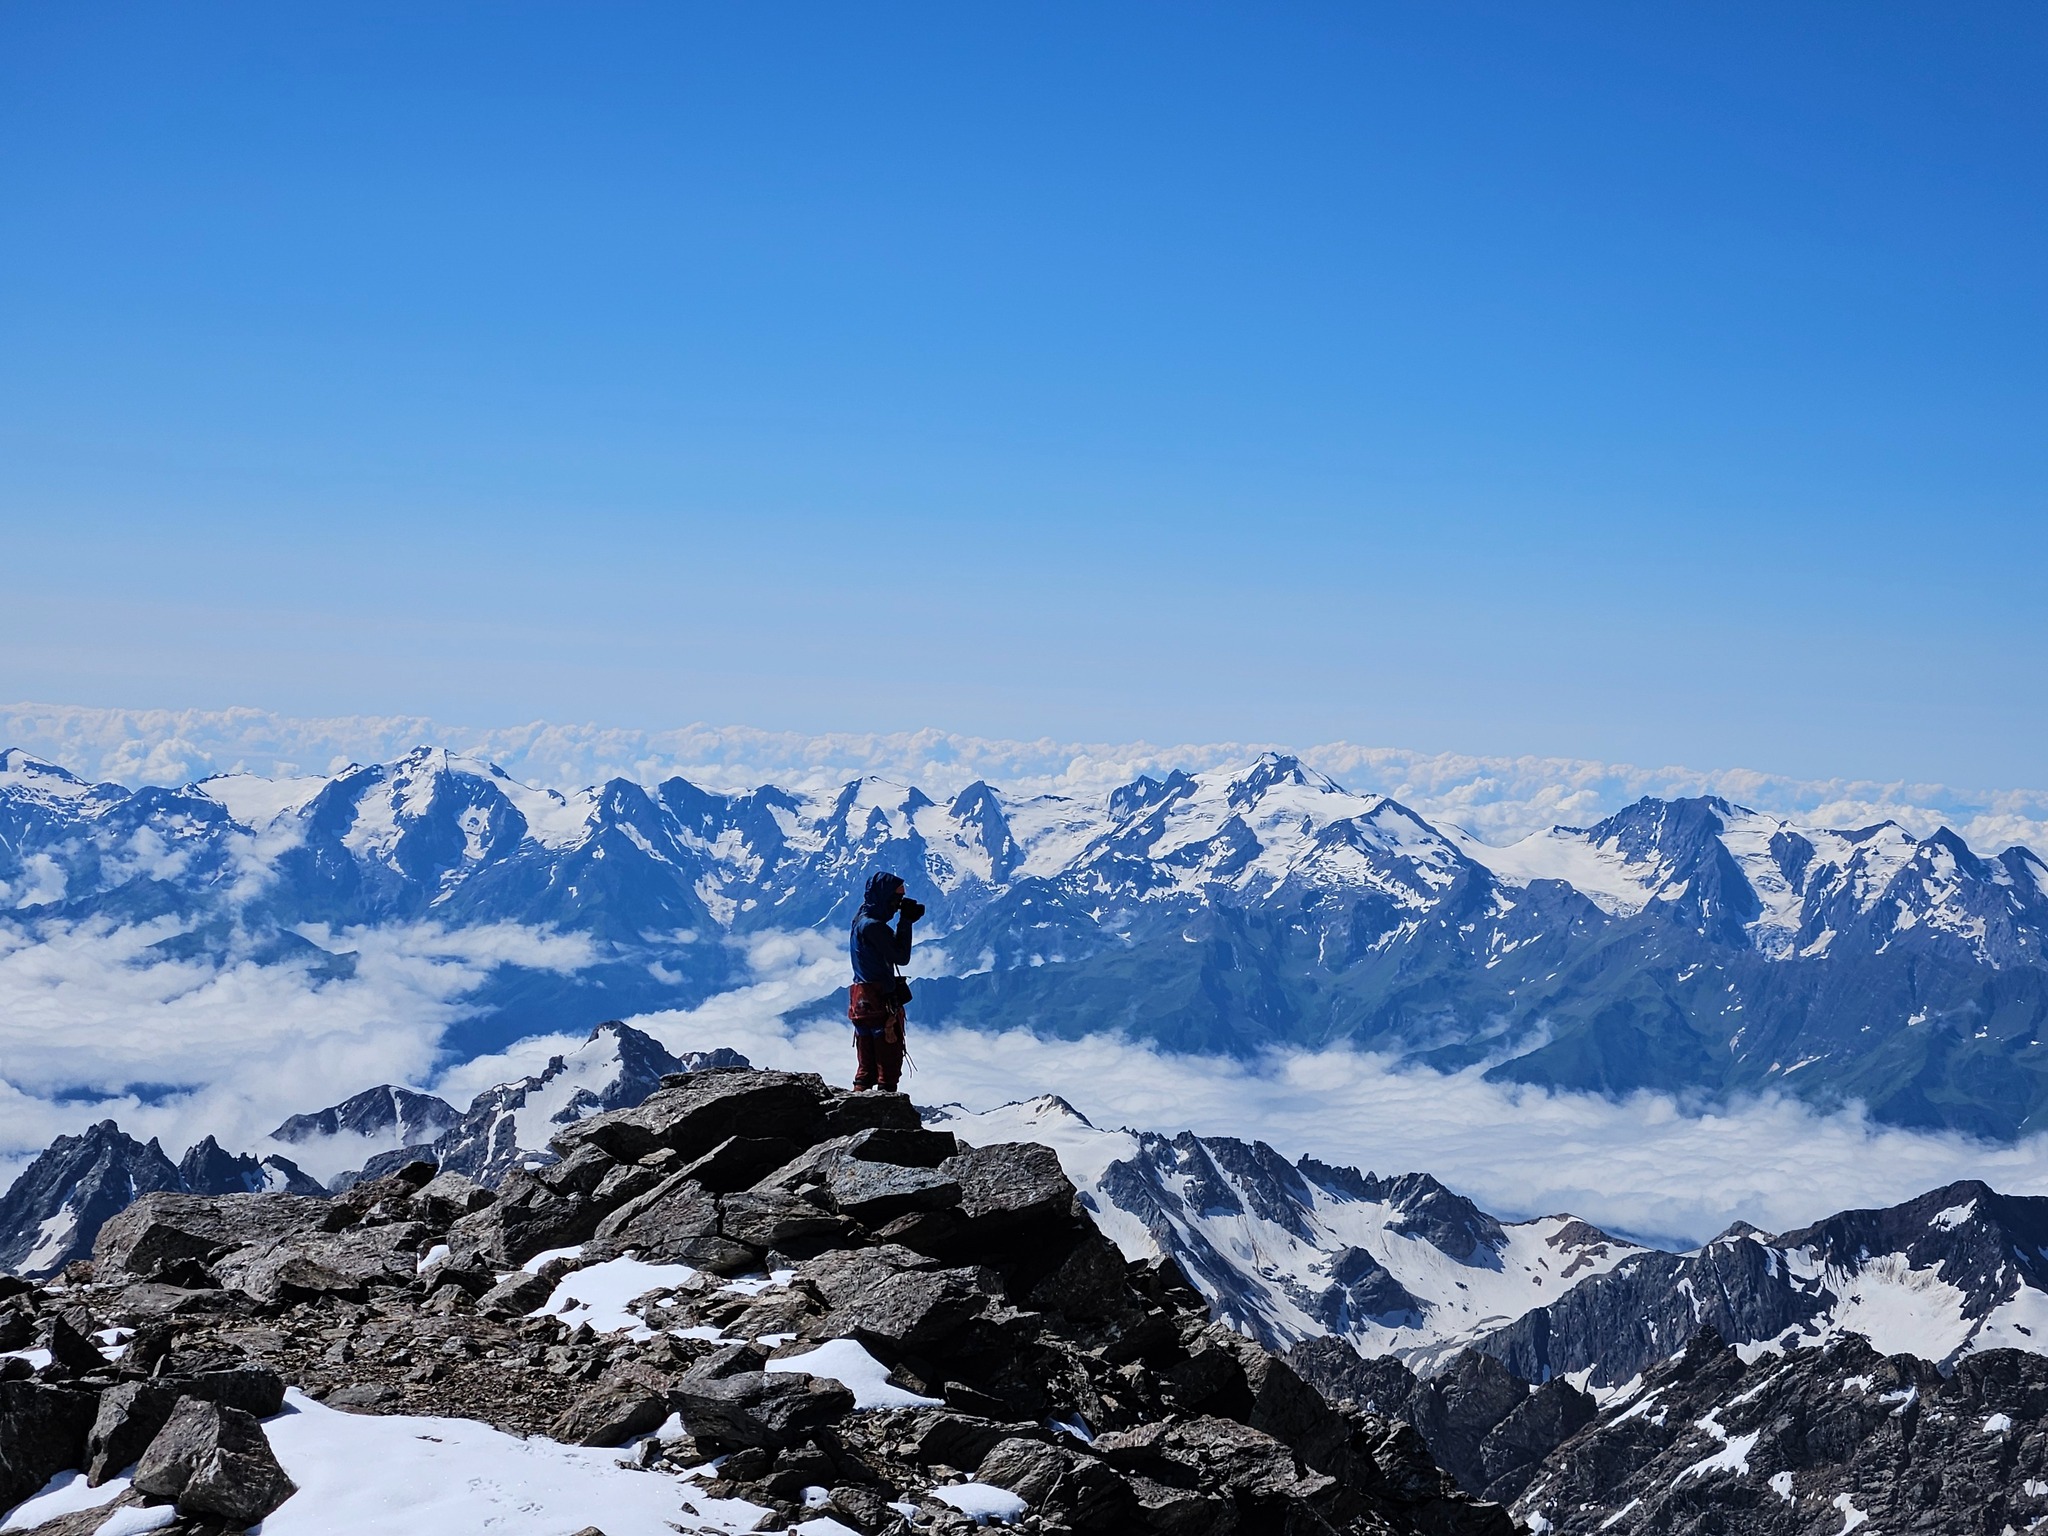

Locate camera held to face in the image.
[897,896,927,922]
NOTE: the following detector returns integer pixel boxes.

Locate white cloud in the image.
[601,936,2048,1252]
[6,700,2045,856]
[0,918,589,1186]
[0,884,2043,1255]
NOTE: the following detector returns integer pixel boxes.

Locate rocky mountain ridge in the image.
[0,1024,747,1279]
[0,1123,321,1280]
[7,746,2048,1134]
[8,1068,2046,1535]
[0,1067,1524,1536]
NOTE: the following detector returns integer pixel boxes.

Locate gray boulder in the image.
[822,1160,961,1226]
[92,1192,329,1280]
[216,1220,430,1301]
[594,1177,757,1273]
[0,1380,97,1511]
[667,1368,856,1453]
[133,1396,297,1523]
[802,1247,992,1349]
[548,1387,668,1447]
[552,1070,828,1164]
[475,1270,556,1318]
[942,1142,1077,1233]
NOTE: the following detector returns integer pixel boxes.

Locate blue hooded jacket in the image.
[850,871,914,985]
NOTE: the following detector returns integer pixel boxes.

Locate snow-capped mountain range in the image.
[934,1096,2048,1397]
[5,744,2048,1133]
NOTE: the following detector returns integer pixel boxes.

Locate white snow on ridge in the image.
[191,772,328,830]
[932,1095,1641,1367]
[1446,825,1657,915]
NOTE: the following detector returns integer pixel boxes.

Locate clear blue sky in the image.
[2,4,2043,786]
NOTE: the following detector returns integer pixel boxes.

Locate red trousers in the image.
[849,983,906,1092]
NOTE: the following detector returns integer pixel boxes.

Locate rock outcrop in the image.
[1513,1327,2048,1534]
[1,1068,1517,1535]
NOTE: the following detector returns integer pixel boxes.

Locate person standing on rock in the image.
[849,870,923,1092]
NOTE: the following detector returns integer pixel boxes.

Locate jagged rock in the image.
[976,1435,1069,1501]
[475,1270,556,1318]
[415,1170,494,1223]
[818,1090,923,1138]
[0,1380,98,1510]
[1472,1375,1595,1502]
[679,1136,804,1193]
[37,1314,110,1378]
[0,1121,185,1278]
[1098,1414,1335,1503]
[1284,1336,1418,1417]
[323,1383,400,1411]
[552,1069,827,1165]
[31,1066,1521,1536]
[330,1144,441,1192]
[668,1367,857,1453]
[217,1220,430,1301]
[444,1177,596,1267]
[132,1396,297,1523]
[1026,1230,1145,1324]
[802,1247,992,1349]
[177,1135,325,1197]
[590,1161,663,1208]
[845,1127,958,1167]
[907,1410,1036,1469]
[720,1189,857,1258]
[548,1386,668,1447]
[825,1483,898,1533]
[941,1142,1077,1235]
[85,1380,182,1484]
[594,1177,755,1272]
[92,1191,330,1280]
[821,1160,961,1226]
[976,1435,1135,1529]
[537,1143,617,1198]
[1399,1351,1533,1494]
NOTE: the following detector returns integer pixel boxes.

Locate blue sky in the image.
[2,4,2043,787]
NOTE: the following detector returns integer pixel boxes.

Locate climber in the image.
[848,870,923,1092]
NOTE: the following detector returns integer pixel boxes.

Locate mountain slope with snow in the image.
[931,1096,1640,1370]
[7,745,2048,1134]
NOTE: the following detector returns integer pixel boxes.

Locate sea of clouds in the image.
[6,700,2048,1252]
[6,699,2047,854]
[5,915,2048,1253]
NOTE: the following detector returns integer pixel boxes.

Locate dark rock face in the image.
[553,1067,827,1165]
[0,1121,184,1279]
[177,1136,325,1198]
[0,1121,330,1282]
[429,1025,750,1186]
[93,1191,332,1281]
[131,1396,297,1523]
[1473,1178,2048,1392]
[1286,1325,1598,1504]
[270,1084,463,1148]
[0,1380,97,1510]
[1511,1329,2048,1535]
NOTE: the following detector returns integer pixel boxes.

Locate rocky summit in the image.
[0,1067,1516,1536]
